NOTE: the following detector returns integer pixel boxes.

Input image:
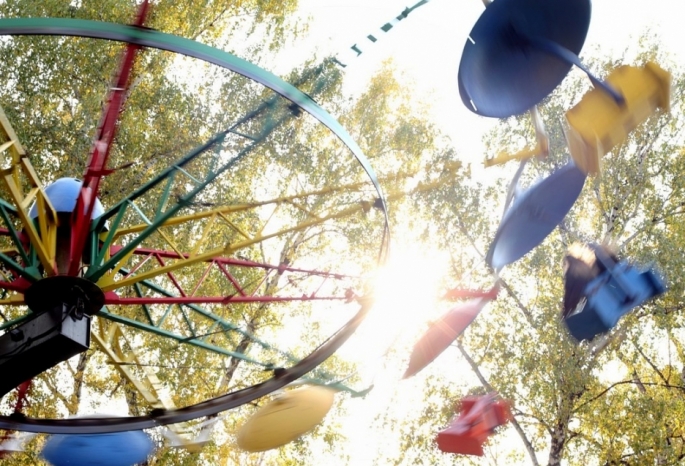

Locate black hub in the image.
[0,298,93,398]
[0,278,103,397]
[24,276,105,316]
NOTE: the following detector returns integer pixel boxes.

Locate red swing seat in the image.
[436,393,512,456]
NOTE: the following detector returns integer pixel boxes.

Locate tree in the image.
[369,36,685,465]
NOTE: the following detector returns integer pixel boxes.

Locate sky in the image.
[263,1,685,463]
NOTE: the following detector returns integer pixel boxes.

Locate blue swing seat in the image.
[564,256,666,341]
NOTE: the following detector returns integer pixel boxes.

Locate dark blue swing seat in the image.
[564,248,666,341]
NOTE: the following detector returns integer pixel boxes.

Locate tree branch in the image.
[455,340,540,466]
[453,216,535,325]
[576,379,685,411]
[512,408,553,436]
[498,278,536,326]
[634,343,670,385]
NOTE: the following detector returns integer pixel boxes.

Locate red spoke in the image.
[249,269,273,297]
[123,252,155,279]
[216,262,247,297]
[105,295,347,305]
[154,254,187,297]
[107,247,358,306]
[68,0,150,275]
[130,247,355,279]
[189,261,214,297]
[0,280,30,293]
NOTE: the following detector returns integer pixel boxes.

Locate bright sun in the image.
[343,244,451,363]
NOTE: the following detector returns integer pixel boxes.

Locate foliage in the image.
[374,35,685,466]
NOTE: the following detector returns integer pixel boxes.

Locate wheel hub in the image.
[24,276,105,316]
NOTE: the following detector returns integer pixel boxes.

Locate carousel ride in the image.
[401,0,669,456]
[0,0,673,462]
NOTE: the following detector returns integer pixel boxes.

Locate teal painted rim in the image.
[0,17,384,434]
[0,17,390,247]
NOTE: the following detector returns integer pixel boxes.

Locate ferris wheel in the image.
[0,1,390,440]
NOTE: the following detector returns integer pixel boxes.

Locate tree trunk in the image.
[547,421,568,466]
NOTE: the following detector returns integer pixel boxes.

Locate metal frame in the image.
[0,18,389,434]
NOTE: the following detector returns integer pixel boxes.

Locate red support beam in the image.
[104,295,347,305]
[68,1,150,276]
[128,247,354,278]
[216,261,247,296]
[13,381,31,414]
[0,279,31,293]
[154,254,187,297]
[103,246,356,306]
[190,261,214,296]
[0,380,31,458]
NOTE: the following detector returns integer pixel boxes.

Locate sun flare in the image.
[348,246,451,361]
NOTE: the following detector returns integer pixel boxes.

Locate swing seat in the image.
[0,433,30,455]
[236,386,336,452]
[164,417,218,452]
[436,395,512,456]
[486,163,586,269]
[565,62,671,175]
[437,427,487,456]
[42,430,154,466]
[565,260,666,341]
[458,0,591,118]
[403,298,491,379]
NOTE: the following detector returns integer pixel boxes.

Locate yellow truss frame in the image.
[0,106,58,275]
[96,161,464,292]
[92,321,216,450]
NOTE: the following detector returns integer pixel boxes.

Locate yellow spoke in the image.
[0,106,59,275]
[101,201,370,292]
